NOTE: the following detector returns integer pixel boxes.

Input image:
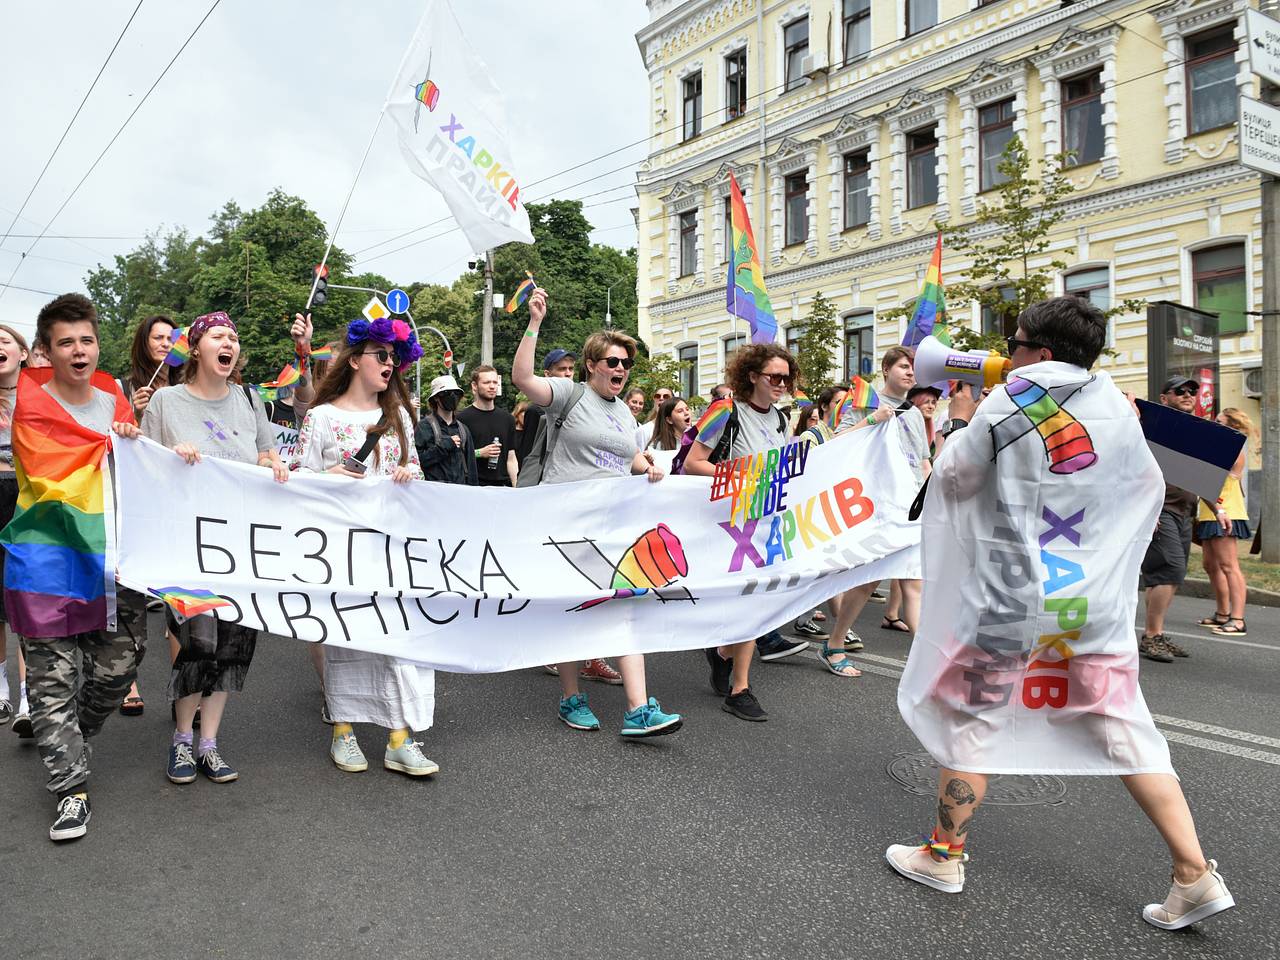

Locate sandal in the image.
[819,642,861,678]
[880,617,911,633]
[119,695,144,717]
[1197,611,1230,627]
[1212,619,1247,637]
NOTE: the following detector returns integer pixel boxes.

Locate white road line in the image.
[1158,629,1279,652]
[1160,730,1280,766]
[1150,714,1280,750]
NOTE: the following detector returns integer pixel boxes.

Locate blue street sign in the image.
[387,288,410,314]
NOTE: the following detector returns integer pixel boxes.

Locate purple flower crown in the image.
[345,317,423,373]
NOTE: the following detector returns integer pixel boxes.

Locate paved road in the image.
[1,592,1275,960]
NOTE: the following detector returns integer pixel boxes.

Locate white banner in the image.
[114,427,921,672]
[384,0,535,250]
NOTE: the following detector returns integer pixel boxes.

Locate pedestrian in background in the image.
[1195,407,1255,637]
[417,374,476,485]
[457,364,517,487]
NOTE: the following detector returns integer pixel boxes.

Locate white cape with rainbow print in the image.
[898,361,1174,776]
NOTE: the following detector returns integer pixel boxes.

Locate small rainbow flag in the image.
[828,376,879,430]
[310,343,335,362]
[793,389,812,410]
[414,79,441,111]
[902,233,945,349]
[1,368,133,637]
[263,363,302,390]
[727,172,777,344]
[505,272,536,314]
[148,586,231,620]
[163,327,191,367]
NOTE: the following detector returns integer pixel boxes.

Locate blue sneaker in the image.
[166,742,197,784]
[197,746,238,783]
[621,697,683,738]
[558,693,600,731]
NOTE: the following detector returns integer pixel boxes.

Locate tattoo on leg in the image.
[937,800,954,831]
[956,816,973,837]
[945,778,977,806]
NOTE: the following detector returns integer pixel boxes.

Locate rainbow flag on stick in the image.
[726,172,777,344]
[828,376,879,430]
[0,368,133,637]
[505,271,536,313]
[162,327,191,367]
[309,344,335,362]
[262,362,302,390]
[792,389,812,410]
[902,234,946,348]
[148,586,231,620]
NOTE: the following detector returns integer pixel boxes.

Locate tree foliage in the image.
[793,292,842,394]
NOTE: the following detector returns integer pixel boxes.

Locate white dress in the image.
[295,403,436,731]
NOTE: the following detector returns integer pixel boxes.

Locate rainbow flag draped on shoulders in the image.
[902,233,946,348]
[1,368,132,637]
[726,172,777,344]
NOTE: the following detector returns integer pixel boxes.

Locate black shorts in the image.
[1140,510,1192,589]
[0,473,19,624]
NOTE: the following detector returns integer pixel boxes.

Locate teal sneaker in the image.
[558,693,600,731]
[620,697,683,738]
[383,739,439,777]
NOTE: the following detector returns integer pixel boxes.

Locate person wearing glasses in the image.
[512,289,682,739]
[1136,376,1201,663]
[681,344,810,720]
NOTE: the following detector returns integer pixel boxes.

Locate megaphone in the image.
[914,335,1010,394]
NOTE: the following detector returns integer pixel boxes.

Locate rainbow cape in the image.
[902,234,945,348]
[828,376,879,429]
[726,172,777,344]
[0,368,132,637]
[149,586,231,620]
[163,327,191,367]
[505,271,536,314]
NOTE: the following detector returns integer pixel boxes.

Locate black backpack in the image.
[672,400,786,474]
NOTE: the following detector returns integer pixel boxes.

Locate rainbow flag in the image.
[0,368,133,637]
[148,586,231,620]
[793,389,812,410]
[726,172,777,344]
[828,376,879,430]
[694,398,733,442]
[310,344,335,362]
[902,233,945,348]
[505,271,536,314]
[163,327,191,367]
[263,362,302,390]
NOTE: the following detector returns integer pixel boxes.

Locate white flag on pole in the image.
[385,0,534,250]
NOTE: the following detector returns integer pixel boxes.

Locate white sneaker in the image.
[330,732,368,772]
[384,739,439,777]
[1142,860,1235,930]
[885,842,965,894]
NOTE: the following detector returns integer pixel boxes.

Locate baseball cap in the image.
[1161,375,1196,393]
[428,374,462,400]
[907,384,942,401]
[542,348,577,370]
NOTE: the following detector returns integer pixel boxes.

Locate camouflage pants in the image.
[23,623,144,796]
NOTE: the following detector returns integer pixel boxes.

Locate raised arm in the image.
[512,288,553,408]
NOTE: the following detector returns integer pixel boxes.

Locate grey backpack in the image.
[516,382,586,487]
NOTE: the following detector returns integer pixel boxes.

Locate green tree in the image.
[630,351,689,405]
[793,292,842,394]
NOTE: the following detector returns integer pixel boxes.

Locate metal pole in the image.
[1262,1,1280,562]
[481,250,495,366]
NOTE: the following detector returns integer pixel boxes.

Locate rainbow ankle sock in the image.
[924,829,950,860]
[947,840,965,860]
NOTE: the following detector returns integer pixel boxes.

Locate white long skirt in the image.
[324,647,435,731]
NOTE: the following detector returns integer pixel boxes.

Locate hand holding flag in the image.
[505,272,536,313]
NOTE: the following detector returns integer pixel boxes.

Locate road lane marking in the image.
[1157,629,1278,652]
[1160,730,1280,766]
[1150,714,1280,750]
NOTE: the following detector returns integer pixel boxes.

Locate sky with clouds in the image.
[0,0,653,338]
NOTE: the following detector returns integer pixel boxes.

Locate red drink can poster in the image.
[1194,367,1215,417]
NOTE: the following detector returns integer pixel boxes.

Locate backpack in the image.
[672,400,787,475]
[421,411,472,452]
[516,383,586,487]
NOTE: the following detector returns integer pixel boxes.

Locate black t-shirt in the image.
[263,399,302,430]
[456,404,517,487]
[517,406,545,466]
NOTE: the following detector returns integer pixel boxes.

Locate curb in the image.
[1178,577,1280,609]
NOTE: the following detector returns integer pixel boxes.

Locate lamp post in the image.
[604,280,621,328]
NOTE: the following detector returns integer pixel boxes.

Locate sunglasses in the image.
[761,372,793,387]
[601,356,635,370]
[1005,337,1044,354]
[363,349,394,365]
[1172,385,1197,397]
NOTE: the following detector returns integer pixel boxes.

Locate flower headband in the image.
[345,317,423,373]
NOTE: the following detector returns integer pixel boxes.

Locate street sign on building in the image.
[1240,96,1280,177]
[1247,9,1280,87]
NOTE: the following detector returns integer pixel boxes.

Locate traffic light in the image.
[311,264,329,307]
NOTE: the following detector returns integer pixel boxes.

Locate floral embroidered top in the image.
[296,403,423,479]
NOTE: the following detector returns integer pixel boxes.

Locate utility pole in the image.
[1262,2,1280,563]
[481,249,494,366]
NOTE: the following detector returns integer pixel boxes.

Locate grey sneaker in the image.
[384,739,439,777]
[330,732,368,772]
[793,617,829,640]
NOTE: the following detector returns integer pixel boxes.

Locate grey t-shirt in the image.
[728,401,787,458]
[142,384,275,464]
[44,383,117,434]
[541,376,639,484]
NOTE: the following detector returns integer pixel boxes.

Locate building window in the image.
[725,49,748,121]
[678,344,698,399]
[721,195,734,264]
[843,0,871,64]
[906,0,937,37]
[723,333,746,369]
[1193,244,1247,335]
[682,72,702,141]
[1061,70,1103,166]
[1064,266,1111,311]
[843,151,870,229]
[906,127,938,209]
[981,285,1019,338]
[786,323,806,358]
[978,99,1015,192]
[844,312,874,382]
[679,210,697,276]
[1186,28,1238,135]
[785,173,808,245]
[784,18,809,92]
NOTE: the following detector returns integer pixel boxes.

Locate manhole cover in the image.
[887,752,1067,806]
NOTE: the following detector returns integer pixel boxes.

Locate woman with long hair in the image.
[646,395,692,472]
[635,385,674,450]
[141,312,288,785]
[794,404,819,438]
[1195,407,1255,636]
[512,288,682,738]
[295,317,438,777]
[0,325,30,735]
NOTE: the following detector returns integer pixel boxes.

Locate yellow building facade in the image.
[633,0,1265,427]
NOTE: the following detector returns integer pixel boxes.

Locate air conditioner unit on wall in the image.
[1242,362,1262,399]
[801,51,829,77]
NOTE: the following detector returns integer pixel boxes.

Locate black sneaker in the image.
[723,687,768,722]
[756,632,809,662]
[705,647,731,697]
[868,591,887,604]
[12,709,33,739]
[1139,635,1175,663]
[50,793,91,842]
[793,618,830,640]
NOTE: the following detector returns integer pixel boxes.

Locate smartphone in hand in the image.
[342,456,368,475]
